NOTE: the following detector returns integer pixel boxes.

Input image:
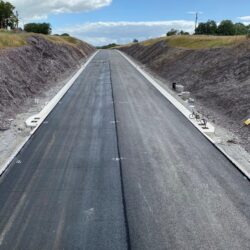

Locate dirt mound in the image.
[120,40,250,151]
[0,35,95,129]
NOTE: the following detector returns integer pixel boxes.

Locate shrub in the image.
[24,23,52,35]
[61,33,70,36]
[167,29,178,36]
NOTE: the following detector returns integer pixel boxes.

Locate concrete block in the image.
[175,84,184,93]
[180,91,190,100]
[188,98,195,104]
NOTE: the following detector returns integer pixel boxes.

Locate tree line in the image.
[195,20,250,36]
[24,23,52,35]
[167,29,190,36]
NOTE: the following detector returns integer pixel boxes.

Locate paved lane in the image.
[0,52,127,249]
[0,49,250,250]
[110,50,250,250]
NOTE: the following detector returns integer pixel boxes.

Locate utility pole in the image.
[195,12,198,31]
[16,11,19,28]
[188,11,202,33]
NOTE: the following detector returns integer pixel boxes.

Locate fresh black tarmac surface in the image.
[0,50,250,250]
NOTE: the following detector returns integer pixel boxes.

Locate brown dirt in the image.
[119,40,250,152]
[0,35,95,129]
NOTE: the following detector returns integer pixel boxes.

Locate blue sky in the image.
[12,0,250,45]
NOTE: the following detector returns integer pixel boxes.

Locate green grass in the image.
[0,30,28,49]
[45,35,82,46]
[133,35,247,50]
[0,30,83,49]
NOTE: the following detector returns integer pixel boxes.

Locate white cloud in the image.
[237,16,250,25]
[55,20,195,46]
[238,16,250,21]
[11,0,112,20]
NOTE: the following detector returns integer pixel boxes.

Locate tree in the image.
[234,23,248,35]
[167,29,178,36]
[133,39,139,43]
[24,23,52,35]
[206,20,217,34]
[217,20,235,35]
[195,20,217,35]
[178,30,190,35]
[0,1,18,29]
[195,22,206,34]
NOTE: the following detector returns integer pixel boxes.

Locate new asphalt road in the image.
[0,50,250,249]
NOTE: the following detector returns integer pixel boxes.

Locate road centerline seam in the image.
[108,60,131,250]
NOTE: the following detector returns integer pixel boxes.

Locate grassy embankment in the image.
[119,35,248,50]
[0,29,82,49]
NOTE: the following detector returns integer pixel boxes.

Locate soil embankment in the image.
[119,37,250,152]
[0,35,95,129]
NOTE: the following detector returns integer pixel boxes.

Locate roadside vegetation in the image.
[122,35,246,50]
[0,29,27,48]
[0,29,85,49]
[45,34,84,46]
[167,35,246,49]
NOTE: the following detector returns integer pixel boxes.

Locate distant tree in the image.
[24,23,52,35]
[167,29,178,36]
[217,20,235,35]
[133,39,139,43]
[61,33,70,36]
[206,20,217,34]
[178,30,190,35]
[195,20,217,35]
[195,22,206,34]
[234,23,248,35]
[0,1,18,29]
